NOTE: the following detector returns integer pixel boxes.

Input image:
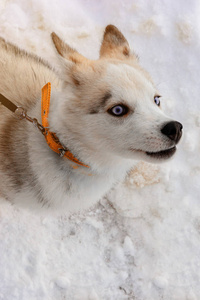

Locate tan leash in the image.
[0,83,89,168]
[0,93,45,133]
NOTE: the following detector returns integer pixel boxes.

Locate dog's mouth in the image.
[145,146,176,159]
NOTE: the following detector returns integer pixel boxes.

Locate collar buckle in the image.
[58,148,67,158]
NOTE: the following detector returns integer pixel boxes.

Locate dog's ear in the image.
[100,25,135,60]
[51,32,88,65]
[51,32,91,85]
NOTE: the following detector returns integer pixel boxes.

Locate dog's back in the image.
[0,37,61,200]
[0,37,60,106]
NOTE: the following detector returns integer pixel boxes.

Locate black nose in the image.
[161,121,183,143]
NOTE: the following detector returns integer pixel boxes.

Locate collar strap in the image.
[41,83,89,168]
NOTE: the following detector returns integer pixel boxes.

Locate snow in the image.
[0,0,200,299]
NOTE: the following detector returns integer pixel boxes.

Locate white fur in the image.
[0,28,181,214]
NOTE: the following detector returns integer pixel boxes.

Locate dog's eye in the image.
[154,96,161,106]
[108,105,129,117]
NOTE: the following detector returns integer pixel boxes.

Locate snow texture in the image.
[0,0,200,299]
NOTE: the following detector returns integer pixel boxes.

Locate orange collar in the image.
[41,83,89,168]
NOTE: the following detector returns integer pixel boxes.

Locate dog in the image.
[0,25,182,213]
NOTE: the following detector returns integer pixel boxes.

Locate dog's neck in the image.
[41,83,89,169]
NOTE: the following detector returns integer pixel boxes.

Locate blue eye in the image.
[154,96,161,106]
[108,104,129,117]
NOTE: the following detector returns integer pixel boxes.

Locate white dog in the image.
[0,25,182,213]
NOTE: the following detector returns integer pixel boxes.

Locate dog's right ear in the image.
[51,32,85,64]
[51,32,90,84]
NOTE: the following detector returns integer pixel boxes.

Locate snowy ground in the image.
[0,0,200,299]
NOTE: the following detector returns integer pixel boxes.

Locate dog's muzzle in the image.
[145,121,183,160]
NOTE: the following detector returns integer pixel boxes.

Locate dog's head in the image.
[50,25,182,165]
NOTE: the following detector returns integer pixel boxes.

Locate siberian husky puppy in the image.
[0,25,182,213]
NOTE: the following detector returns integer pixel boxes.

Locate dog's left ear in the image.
[100,25,135,60]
